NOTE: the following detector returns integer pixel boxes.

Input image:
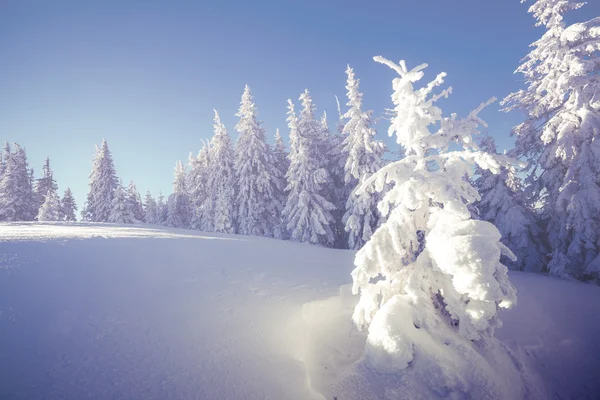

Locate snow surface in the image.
[1,222,599,399]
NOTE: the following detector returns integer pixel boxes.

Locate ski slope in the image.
[1,222,599,399]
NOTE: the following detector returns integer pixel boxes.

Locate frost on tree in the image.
[350,57,521,397]
[60,188,78,221]
[188,143,211,230]
[126,181,145,223]
[143,191,158,224]
[282,92,336,246]
[108,183,134,224]
[234,85,285,238]
[33,157,58,216]
[82,139,118,222]
[37,190,62,222]
[502,0,600,280]
[156,192,168,225]
[340,65,386,250]
[474,136,547,272]
[0,143,35,221]
[206,110,236,233]
[166,161,192,229]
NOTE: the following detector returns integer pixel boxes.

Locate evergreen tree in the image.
[37,190,61,221]
[108,183,134,224]
[0,144,35,221]
[126,181,145,223]
[0,142,10,177]
[341,65,386,249]
[60,188,78,221]
[143,191,158,224]
[166,161,192,229]
[33,157,58,215]
[502,0,600,279]
[82,139,118,222]
[206,110,236,233]
[156,192,168,225]
[351,58,517,394]
[474,136,547,272]
[234,85,285,237]
[188,143,212,230]
[282,91,336,246]
[273,129,289,178]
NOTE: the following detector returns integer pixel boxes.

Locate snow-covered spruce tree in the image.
[282,91,336,246]
[143,191,158,224]
[36,190,61,221]
[82,139,118,222]
[272,129,289,239]
[341,65,386,250]
[502,0,600,280]
[320,111,347,248]
[0,144,35,221]
[126,181,145,223]
[60,188,77,221]
[108,183,134,224]
[156,192,168,225]
[166,161,192,229]
[33,157,58,215]
[350,57,522,397]
[187,143,211,230]
[234,85,285,237]
[474,136,547,272]
[206,110,236,233]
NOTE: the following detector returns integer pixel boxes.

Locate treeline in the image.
[0,143,77,222]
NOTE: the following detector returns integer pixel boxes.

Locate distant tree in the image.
[188,142,212,231]
[108,183,134,224]
[60,188,78,221]
[206,110,236,233]
[341,65,386,249]
[156,191,168,225]
[126,181,145,223]
[166,161,192,229]
[234,85,285,237]
[282,92,336,245]
[82,139,118,222]
[0,144,35,221]
[37,190,62,221]
[143,191,158,224]
[502,0,600,279]
[33,157,58,216]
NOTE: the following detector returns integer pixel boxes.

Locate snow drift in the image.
[1,222,599,399]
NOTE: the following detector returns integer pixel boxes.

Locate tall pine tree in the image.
[83,139,118,222]
[60,188,77,221]
[234,85,285,237]
[167,161,192,229]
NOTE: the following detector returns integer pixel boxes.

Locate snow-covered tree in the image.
[234,85,285,237]
[350,57,519,396]
[36,190,61,221]
[188,144,211,230]
[502,0,600,280]
[206,110,236,233]
[33,157,58,215]
[0,144,35,221]
[473,136,547,272]
[126,181,145,223]
[273,129,289,178]
[167,161,192,229]
[282,92,336,246]
[108,183,134,224]
[82,139,118,222]
[341,65,387,249]
[156,192,168,225]
[143,191,158,224]
[60,188,77,221]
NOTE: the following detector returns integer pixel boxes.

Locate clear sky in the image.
[1,0,598,210]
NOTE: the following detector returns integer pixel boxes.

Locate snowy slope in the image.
[1,222,599,400]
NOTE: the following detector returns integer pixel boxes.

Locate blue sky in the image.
[1,0,598,210]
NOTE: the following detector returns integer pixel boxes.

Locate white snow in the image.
[1,222,599,399]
